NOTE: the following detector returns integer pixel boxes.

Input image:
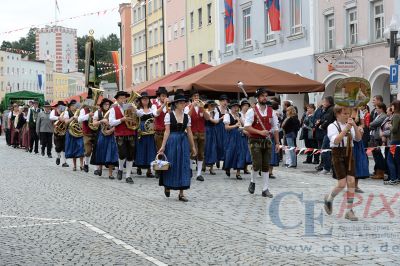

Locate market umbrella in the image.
[164,58,325,94]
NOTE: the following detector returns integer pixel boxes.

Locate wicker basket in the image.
[152,153,170,171]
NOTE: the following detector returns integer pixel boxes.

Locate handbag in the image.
[151,153,170,171]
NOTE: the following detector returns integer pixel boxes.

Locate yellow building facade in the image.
[53,72,68,101]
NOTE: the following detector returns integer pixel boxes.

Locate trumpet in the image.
[192,99,206,108]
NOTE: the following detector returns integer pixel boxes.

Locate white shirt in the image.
[213,106,228,120]
[223,112,240,125]
[109,105,124,127]
[63,111,71,119]
[93,110,100,121]
[239,111,247,125]
[49,109,60,121]
[327,121,357,148]
[137,108,153,117]
[151,99,167,117]
[26,108,40,123]
[244,104,279,131]
[184,105,201,115]
[78,108,90,123]
[164,111,192,127]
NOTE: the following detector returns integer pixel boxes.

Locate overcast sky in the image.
[0,0,126,43]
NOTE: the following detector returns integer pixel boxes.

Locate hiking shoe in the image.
[345,209,358,221]
[324,195,332,215]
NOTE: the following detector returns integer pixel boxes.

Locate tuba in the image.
[88,88,104,131]
[124,91,140,130]
[68,108,83,138]
[54,107,67,136]
[101,109,113,136]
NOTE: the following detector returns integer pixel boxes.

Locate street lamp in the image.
[139,0,148,81]
[383,15,400,59]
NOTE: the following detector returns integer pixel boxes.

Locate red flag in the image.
[266,0,281,31]
[111,51,120,89]
[224,0,234,44]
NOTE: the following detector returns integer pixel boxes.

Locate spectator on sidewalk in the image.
[386,100,400,185]
[370,102,387,180]
[301,104,318,164]
[317,96,335,174]
[282,106,300,168]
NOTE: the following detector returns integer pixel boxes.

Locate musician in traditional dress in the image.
[135,92,157,178]
[50,101,69,167]
[36,101,54,157]
[8,104,23,148]
[27,100,41,154]
[323,105,362,221]
[244,88,280,198]
[204,100,219,175]
[152,87,169,151]
[239,99,252,174]
[93,98,118,179]
[109,91,136,184]
[184,89,210,181]
[20,106,30,150]
[158,94,197,202]
[64,100,84,171]
[78,101,96,173]
[223,100,245,179]
[215,94,229,167]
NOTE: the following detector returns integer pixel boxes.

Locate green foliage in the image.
[1,28,37,60]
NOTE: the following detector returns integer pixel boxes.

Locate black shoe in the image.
[29,149,33,153]
[41,151,45,156]
[109,175,115,180]
[312,161,320,165]
[258,171,261,176]
[56,158,60,165]
[270,174,276,179]
[244,170,250,174]
[137,168,142,175]
[83,165,89,173]
[126,177,134,184]
[209,170,216,175]
[178,195,188,202]
[62,163,69,167]
[262,189,273,198]
[225,170,230,177]
[236,174,243,180]
[324,195,333,215]
[117,170,123,180]
[164,188,170,198]
[248,182,255,194]
[48,155,52,158]
[303,160,312,164]
[315,166,323,171]
[94,169,102,176]
[216,161,220,169]
[196,175,204,181]
[146,172,155,178]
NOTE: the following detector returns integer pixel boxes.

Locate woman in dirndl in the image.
[158,94,196,202]
[20,106,30,151]
[204,100,219,175]
[135,92,157,178]
[215,94,229,166]
[64,100,84,171]
[93,98,118,179]
[239,99,252,174]
[9,104,23,148]
[223,100,245,180]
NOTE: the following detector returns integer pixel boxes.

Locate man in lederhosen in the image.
[78,103,95,173]
[152,87,169,150]
[184,89,210,181]
[244,88,280,198]
[50,101,69,167]
[27,100,41,154]
[109,91,136,184]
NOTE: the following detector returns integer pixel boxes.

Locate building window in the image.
[155,62,159,78]
[199,53,203,63]
[208,50,213,63]
[134,9,137,23]
[191,55,195,67]
[149,30,153,46]
[175,62,179,71]
[154,28,158,45]
[160,25,164,43]
[182,60,186,70]
[168,26,172,41]
[290,0,302,35]
[154,0,158,11]
[348,8,358,45]
[180,19,185,36]
[326,14,335,50]
[161,60,164,75]
[150,64,153,79]
[148,0,152,15]
[174,22,178,39]
[373,1,384,41]
[264,4,275,42]
[190,12,194,31]
[169,63,173,73]
[207,3,212,24]
[243,7,252,47]
[198,8,203,28]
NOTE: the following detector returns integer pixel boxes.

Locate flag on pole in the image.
[111,51,120,89]
[224,0,234,45]
[55,0,60,13]
[266,0,281,31]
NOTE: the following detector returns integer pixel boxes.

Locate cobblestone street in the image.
[1,136,400,265]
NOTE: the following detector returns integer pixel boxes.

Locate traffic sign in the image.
[390,64,399,84]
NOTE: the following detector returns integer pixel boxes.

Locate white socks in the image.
[57,152,61,158]
[262,172,270,192]
[190,160,196,170]
[125,161,133,179]
[61,152,66,163]
[85,156,90,165]
[250,170,255,183]
[118,159,124,171]
[197,161,203,177]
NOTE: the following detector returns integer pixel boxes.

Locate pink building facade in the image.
[165,0,187,74]
[119,3,133,90]
[314,0,400,105]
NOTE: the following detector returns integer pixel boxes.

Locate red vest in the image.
[81,107,93,135]
[189,104,205,133]
[114,105,135,137]
[249,106,273,139]
[153,100,166,132]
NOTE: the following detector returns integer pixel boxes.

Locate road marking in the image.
[0,221,77,229]
[0,215,66,221]
[79,221,168,266]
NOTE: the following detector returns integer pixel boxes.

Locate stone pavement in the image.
[0,136,399,265]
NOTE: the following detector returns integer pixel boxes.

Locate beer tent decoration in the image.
[164,59,325,94]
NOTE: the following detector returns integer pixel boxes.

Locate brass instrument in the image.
[54,109,67,136]
[101,109,114,136]
[88,88,104,130]
[197,100,206,108]
[137,117,155,140]
[68,109,83,138]
[125,91,140,130]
